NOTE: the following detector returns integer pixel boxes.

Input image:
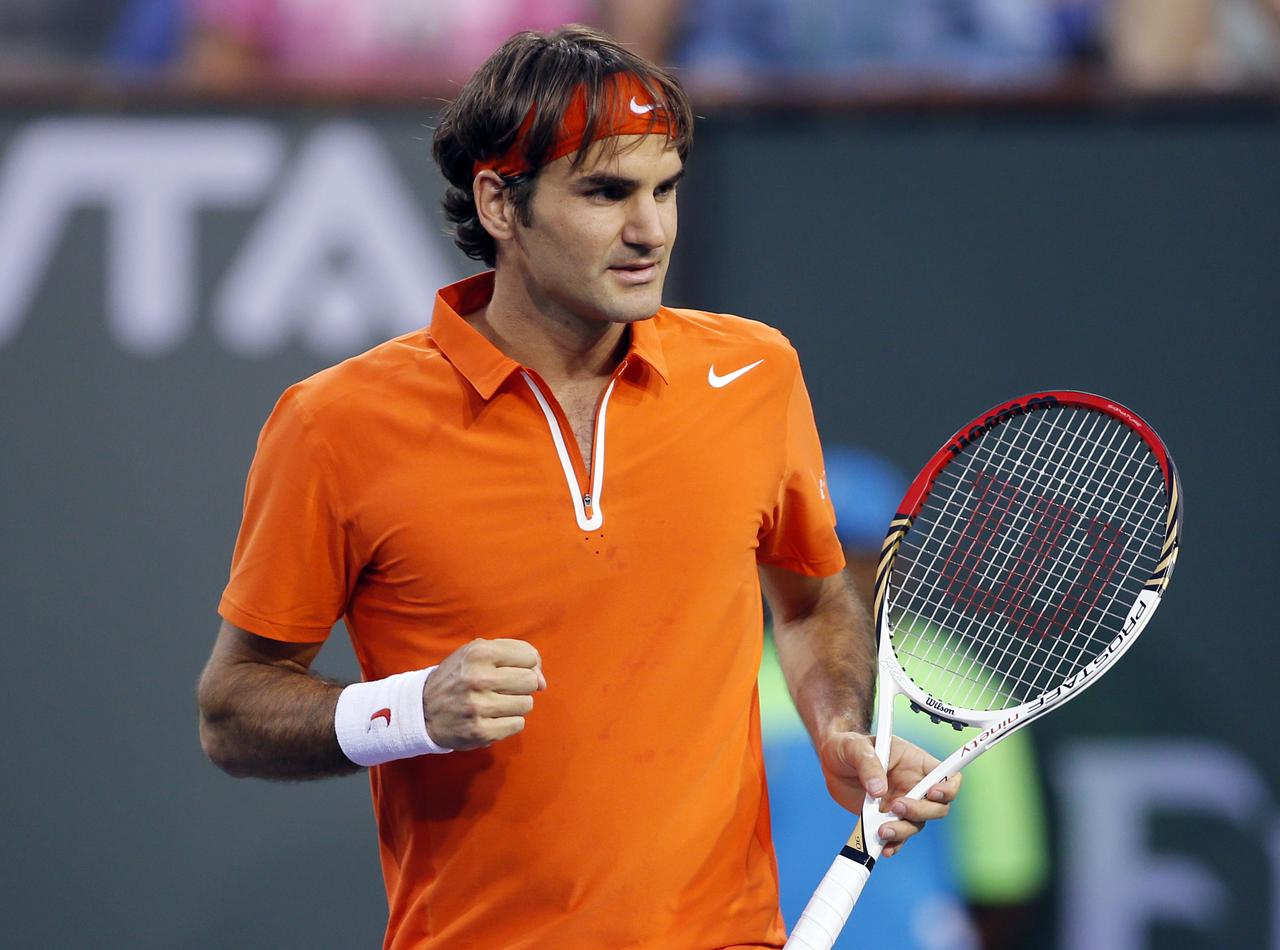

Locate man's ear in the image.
[474,170,518,244]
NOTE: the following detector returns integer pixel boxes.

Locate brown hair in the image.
[432,25,695,267]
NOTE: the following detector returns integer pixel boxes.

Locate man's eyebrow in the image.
[659,168,685,189]
[575,168,686,190]
[575,173,637,190]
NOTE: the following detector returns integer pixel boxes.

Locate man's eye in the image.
[588,187,626,201]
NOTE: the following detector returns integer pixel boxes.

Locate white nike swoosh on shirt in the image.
[629,97,657,115]
[708,360,765,388]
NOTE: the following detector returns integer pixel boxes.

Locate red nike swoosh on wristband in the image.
[368,708,392,730]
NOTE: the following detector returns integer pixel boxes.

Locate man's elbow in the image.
[196,675,252,778]
[198,718,250,777]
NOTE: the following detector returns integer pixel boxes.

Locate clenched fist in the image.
[423,638,546,750]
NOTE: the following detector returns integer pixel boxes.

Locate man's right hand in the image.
[423,638,546,750]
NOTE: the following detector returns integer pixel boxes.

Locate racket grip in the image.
[784,852,871,950]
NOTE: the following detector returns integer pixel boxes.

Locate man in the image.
[198,25,959,949]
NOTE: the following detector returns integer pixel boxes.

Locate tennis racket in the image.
[785,391,1183,950]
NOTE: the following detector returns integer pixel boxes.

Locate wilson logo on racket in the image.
[936,469,1124,640]
[924,697,956,715]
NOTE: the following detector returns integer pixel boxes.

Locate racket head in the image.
[873,391,1182,727]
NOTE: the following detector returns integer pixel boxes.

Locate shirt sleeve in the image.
[219,385,357,642]
[756,358,846,576]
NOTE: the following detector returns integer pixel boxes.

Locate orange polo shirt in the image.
[220,272,845,949]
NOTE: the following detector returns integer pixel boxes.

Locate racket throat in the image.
[908,697,967,730]
[839,823,876,871]
[844,799,894,866]
[848,673,898,864]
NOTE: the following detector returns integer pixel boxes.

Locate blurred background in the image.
[1,1,1277,947]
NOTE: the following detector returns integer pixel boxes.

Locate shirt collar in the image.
[429,271,670,400]
[627,308,670,386]
[429,272,521,400]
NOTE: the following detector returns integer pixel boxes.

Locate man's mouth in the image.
[610,261,661,284]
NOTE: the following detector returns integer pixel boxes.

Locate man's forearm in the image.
[772,573,876,741]
[766,568,960,835]
[198,661,358,780]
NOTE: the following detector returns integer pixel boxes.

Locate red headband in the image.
[473,72,673,178]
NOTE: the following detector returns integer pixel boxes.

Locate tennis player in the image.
[197,25,959,949]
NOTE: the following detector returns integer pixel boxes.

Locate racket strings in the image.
[906,412,1155,702]
[1013,415,1154,698]
[889,405,1168,711]
[964,410,1160,701]
[910,409,1163,707]
[924,437,1166,542]
[909,408,1158,708]
[899,408,1109,696]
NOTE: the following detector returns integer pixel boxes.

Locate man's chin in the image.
[606,287,665,323]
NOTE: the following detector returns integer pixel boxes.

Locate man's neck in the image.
[466,271,632,385]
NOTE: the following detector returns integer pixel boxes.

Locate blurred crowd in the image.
[0,0,1277,94]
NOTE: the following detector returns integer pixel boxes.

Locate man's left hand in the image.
[817,731,961,857]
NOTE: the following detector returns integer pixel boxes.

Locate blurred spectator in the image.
[8,0,1275,93]
[665,0,1099,90]
[183,0,602,87]
[0,0,133,78]
[1108,0,1280,88]
[3,0,1278,93]
[656,0,1279,92]
[107,0,187,72]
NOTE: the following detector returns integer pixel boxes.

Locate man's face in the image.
[505,134,682,328]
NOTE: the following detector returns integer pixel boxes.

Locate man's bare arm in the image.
[197,620,548,780]
[762,566,875,740]
[197,620,356,780]
[761,565,959,854]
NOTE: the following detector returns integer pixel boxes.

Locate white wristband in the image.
[334,666,453,767]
